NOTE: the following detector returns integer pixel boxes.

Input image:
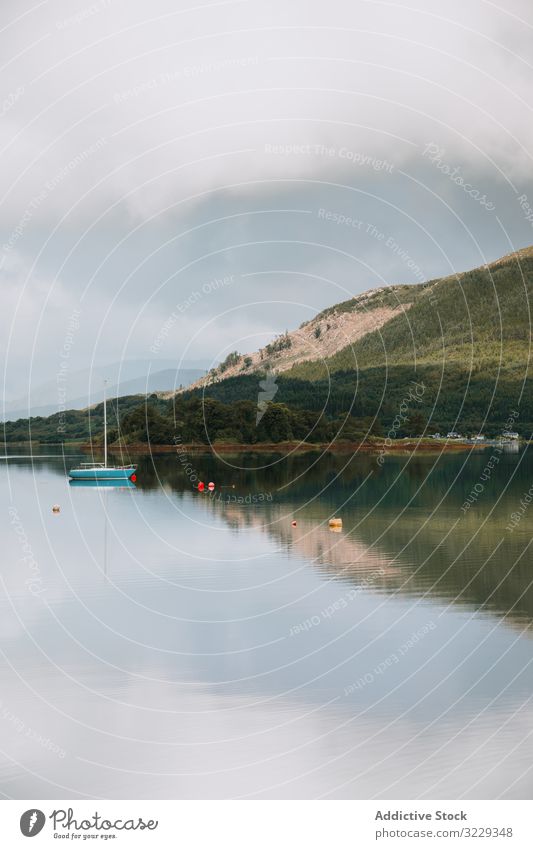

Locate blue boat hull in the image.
[68,466,136,480]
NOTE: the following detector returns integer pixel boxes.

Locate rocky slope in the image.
[176,283,421,394]
[178,245,533,395]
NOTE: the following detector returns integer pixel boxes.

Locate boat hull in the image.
[68,466,136,480]
[69,479,136,489]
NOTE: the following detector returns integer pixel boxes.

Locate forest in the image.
[2,361,529,447]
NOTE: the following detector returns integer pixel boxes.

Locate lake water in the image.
[1,444,533,799]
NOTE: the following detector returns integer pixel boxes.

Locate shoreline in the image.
[105,438,478,455]
[0,439,516,455]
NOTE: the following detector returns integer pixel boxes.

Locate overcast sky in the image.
[1,0,533,398]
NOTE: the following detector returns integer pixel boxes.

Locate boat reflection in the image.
[69,479,135,574]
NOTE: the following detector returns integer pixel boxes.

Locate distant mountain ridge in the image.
[2,362,205,421]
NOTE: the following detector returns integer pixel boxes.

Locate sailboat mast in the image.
[104,379,108,468]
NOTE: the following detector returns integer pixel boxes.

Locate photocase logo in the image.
[20,809,46,837]
[256,369,278,424]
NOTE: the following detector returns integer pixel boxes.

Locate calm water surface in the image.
[1,445,533,799]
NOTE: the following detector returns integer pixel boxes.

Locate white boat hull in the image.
[68,466,136,480]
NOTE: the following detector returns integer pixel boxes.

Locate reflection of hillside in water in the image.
[197,450,533,630]
[206,500,402,583]
[206,496,533,629]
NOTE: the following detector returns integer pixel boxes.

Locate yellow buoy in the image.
[52,505,60,513]
[328,517,342,529]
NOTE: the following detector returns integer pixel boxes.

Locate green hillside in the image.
[291,249,533,378]
[194,248,533,436]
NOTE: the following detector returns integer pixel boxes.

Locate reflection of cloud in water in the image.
[3,456,533,799]
[3,669,533,799]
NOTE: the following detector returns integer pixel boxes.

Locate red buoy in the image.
[198,481,205,492]
[208,481,215,491]
[291,520,297,527]
[130,474,137,483]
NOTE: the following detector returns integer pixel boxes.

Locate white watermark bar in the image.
[0,800,531,846]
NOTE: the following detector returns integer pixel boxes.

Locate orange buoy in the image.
[291,521,297,527]
[198,482,205,492]
[208,481,215,491]
[329,517,342,528]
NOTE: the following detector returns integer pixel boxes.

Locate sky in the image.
[1,0,533,399]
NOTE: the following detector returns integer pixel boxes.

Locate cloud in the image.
[2,0,533,381]
[1,0,532,227]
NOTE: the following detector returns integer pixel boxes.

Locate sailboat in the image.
[68,381,137,481]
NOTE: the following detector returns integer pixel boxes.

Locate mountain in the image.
[4,247,533,443]
[181,284,419,390]
[1,361,205,421]
[291,244,533,377]
[181,245,533,435]
[185,246,533,389]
